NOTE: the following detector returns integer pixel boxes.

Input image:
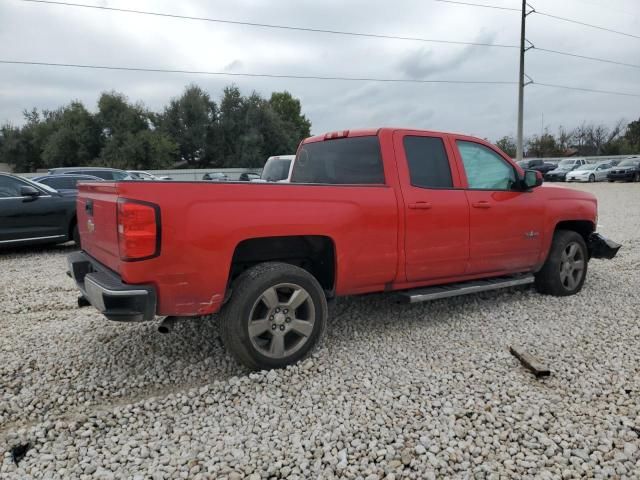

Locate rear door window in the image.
[403,136,453,188]
[291,136,384,184]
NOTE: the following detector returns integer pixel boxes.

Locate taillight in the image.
[117,199,160,261]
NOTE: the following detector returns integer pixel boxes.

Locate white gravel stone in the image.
[1,183,639,479]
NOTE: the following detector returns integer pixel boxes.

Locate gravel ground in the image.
[1,182,639,479]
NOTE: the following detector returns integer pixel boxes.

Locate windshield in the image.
[261,158,292,181]
[618,159,640,167]
[558,160,576,167]
[574,164,592,171]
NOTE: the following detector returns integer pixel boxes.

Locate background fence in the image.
[14,153,640,180]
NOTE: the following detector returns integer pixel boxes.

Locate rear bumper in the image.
[588,233,621,260]
[67,251,157,322]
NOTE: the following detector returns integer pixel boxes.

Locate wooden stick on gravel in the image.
[509,345,551,378]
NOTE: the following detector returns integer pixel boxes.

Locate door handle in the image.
[471,201,491,209]
[408,202,432,210]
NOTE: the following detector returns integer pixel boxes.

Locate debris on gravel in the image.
[1,183,639,478]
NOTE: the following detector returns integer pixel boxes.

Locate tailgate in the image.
[77,183,121,272]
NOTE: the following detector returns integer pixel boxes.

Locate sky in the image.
[0,0,639,142]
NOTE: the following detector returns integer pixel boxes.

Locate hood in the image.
[550,167,571,173]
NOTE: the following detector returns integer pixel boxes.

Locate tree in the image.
[269,91,311,142]
[526,131,560,157]
[97,92,176,169]
[0,84,311,171]
[41,102,102,168]
[159,85,217,167]
[623,118,640,152]
[495,136,516,157]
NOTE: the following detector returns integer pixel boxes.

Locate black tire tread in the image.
[535,230,588,296]
[219,262,327,370]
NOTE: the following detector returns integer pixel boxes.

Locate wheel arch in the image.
[228,235,337,295]
[554,220,595,244]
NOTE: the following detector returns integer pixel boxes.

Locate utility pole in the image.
[516,0,526,161]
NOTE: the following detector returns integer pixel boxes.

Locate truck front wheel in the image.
[219,262,327,370]
[535,230,588,296]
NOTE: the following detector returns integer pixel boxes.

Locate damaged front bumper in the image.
[588,233,621,260]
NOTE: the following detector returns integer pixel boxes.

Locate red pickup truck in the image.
[68,128,620,370]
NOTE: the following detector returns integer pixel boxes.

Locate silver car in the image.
[566,161,612,182]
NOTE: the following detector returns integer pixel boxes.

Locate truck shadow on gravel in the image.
[0,242,77,257]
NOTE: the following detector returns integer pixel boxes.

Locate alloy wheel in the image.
[247,283,316,359]
[559,242,585,291]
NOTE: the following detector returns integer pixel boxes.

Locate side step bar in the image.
[396,274,534,304]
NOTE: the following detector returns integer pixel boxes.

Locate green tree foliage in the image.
[495,136,516,157]
[96,92,176,170]
[158,85,216,167]
[623,118,640,152]
[0,85,311,172]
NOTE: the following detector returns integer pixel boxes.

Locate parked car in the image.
[202,172,229,181]
[48,167,131,181]
[127,170,171,181]
[68,128,620,370]
[566,162,612,183]
[239,172,261,181]
[607,157,640,182]
[32,174,104,196]
[544,158,587,182]
[261,155,295,182]
[516,159,556,175]
[0,172,80,247]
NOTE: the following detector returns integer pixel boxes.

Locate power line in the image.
[534,47,640,69]
[433,0,640,40]
[534,82,640,98]
[14,0,517,49]
[433,0,520,12]
[2,59,639,98]
[534,10,640,40]
[0,60,518,85]
[16,0,640,71]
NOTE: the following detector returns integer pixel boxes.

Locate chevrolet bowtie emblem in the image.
[524,231,539,239]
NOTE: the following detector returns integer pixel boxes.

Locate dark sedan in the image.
[607,158,640,182]
[0,173,80,247]
[32,174,104,197]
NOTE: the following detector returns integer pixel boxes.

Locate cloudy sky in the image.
[0,0,639,141]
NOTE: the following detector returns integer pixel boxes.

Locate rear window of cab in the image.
[291,136,385,185]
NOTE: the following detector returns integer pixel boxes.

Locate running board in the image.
[397,274,535,304]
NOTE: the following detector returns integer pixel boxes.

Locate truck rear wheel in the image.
[219,262,327,370]
[535,230,588,296]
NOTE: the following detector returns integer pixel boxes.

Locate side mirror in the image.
[20,185,40,198]
[524,169,543,189]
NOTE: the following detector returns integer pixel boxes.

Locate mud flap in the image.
[588,233,621,260]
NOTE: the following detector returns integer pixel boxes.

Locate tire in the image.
[535,230,588,296]
[72,223,81,248]
[608,179,614,183]
[589,174,595,183]
[219,262,328,370]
